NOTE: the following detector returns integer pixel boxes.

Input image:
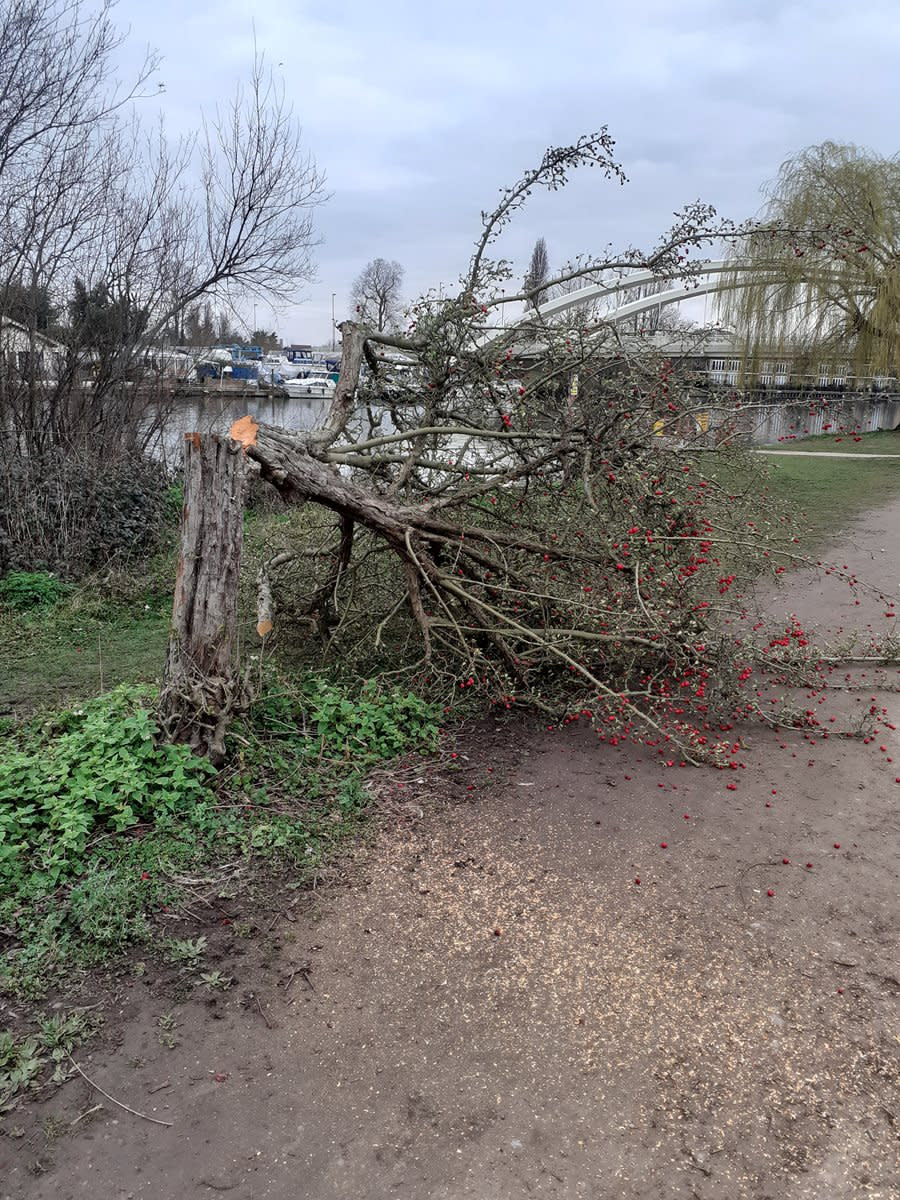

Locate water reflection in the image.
[150,391,331,466]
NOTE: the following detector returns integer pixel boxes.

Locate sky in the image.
[114,0,900,345]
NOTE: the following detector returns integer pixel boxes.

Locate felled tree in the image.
[220,131,814,763]
[159,433,246,765]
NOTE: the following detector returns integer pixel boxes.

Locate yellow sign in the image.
[653,420,665,436]
[569,373,579,398]
[697,412,709,433]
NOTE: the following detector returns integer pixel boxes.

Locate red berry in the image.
[767,889,775,897]
[833,842,841,849]
[683,813,690,820]
[660,842,668,849]
[782,858,790,865]
[634,877,641,885]
[806,862,813,869]
[492,928,502,936]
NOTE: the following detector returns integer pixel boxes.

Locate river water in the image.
[152,390,331,467]
[149,389,900,468]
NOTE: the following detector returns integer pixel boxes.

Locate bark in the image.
[159,433,245,765]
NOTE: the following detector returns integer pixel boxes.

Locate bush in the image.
[0,571,70,611]
[247,675,440,763]
[0,685,215,887]
[0,451,173,577]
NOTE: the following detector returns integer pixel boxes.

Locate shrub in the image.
[0,571,70,611]
[0,685,215,888]
[0,451,173,577]
[247,675,440,763]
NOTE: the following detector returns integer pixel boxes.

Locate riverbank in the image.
[4,490,898,1200]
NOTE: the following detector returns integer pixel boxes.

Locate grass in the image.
[760,428,900,454]
[761,452,900,537]
[0,503,319,718]
[0,603,169,714]
[700,432,900,548]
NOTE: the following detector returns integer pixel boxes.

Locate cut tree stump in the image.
[159,433,245,765]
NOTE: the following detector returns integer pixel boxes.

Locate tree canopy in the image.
[719,142,900,378]
[523,237,550,308]
[0,0,325,459]
[350,258,404,332]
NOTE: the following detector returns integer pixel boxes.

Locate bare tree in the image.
[350,258,404,332]
[0,0,325,572]
[523,236,550,308]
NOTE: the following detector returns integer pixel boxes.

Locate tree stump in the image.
[159,433,245,765]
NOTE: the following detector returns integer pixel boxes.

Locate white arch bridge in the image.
[495,260,736,338]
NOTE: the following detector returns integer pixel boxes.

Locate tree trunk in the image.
[159,433,245,765]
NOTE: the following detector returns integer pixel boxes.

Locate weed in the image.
[0,1033,43,1112]
[199,970,233,991]
[0,685,215,887]
[157,1012,178,1050]
[0,672,439,1005]
[0,1009,96,1111]
[41,1114,67,1143]
[37,1011,92,1051]
[163,936,207,968]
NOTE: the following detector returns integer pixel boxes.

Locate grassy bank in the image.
[760,429,900,455]
[762,454,900,536]
[0,672,439,1110]
[698,432,900,549]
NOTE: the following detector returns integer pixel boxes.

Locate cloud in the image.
[115,0,900,342]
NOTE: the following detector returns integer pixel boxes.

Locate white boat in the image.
[282,371,337,399]
[258,354,307,385]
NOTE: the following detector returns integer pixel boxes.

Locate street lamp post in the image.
[331,292,336,352]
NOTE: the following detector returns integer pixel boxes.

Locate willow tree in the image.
[718,142,900,379]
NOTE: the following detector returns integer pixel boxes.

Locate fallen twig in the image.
[67,1055,174,1127]
[69,1102,103,1127]
[253,994,274,1029]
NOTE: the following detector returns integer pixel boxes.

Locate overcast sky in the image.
[116,0,900,345]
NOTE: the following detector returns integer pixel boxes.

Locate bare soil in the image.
[3,502,899,1200]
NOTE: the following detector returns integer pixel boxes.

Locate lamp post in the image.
[331,292,336,352]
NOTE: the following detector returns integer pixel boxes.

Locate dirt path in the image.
[4,506,899,1200]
